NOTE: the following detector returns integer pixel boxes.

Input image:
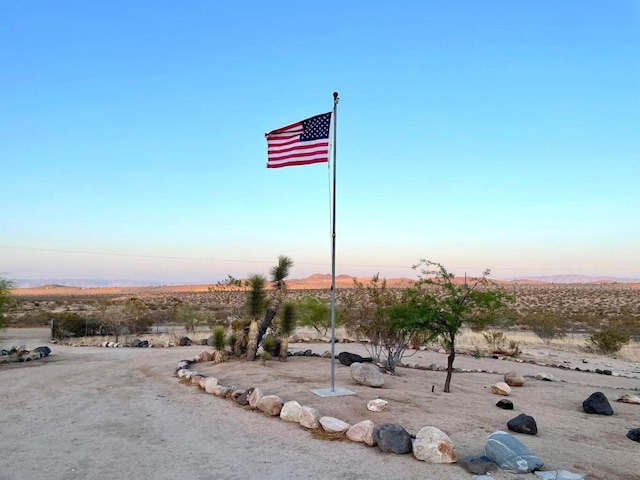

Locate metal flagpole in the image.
[329,91,339,392]
[312,92,354,398]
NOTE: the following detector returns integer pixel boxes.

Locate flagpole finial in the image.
[333,91,339,104]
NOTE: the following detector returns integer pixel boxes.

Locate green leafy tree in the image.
[296,296,333,337]
[175,303,204,334]
[0,278,15,333]
[413,260,513,393]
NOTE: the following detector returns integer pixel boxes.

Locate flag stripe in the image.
[265,112,332,168]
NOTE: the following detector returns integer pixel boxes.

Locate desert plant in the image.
[589,328,631,355]
[0,278,15,333]
[482,330,507,352]
[246,255,294,361]
[175,303,204,334]
[277,302,297,361]
[212,326,227,363]
[412,259,513,393]
[295,296,333,337]
[260,349,271,365]
[244,273,267,361]
[522,311,567,343]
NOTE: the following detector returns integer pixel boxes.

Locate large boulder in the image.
[504,371,525,387]
[257,395,284,416]
[346,420,376,446]
[412,426,457,463]
[179,336,192,346]
[484,430,543,473]
[299,406,321,429]
[319,416,350,434]
[338,351,373,366]
[350,362,384,388]
[280,400,303,423]
[507,413,538,435]
[373,424,412,454]
[583,392,614,415]
[248,388,264,408]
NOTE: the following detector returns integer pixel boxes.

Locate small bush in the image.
[589,328,631,355]
[482,330,506,352]
[212,326,227,351]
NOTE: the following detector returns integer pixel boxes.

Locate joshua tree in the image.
[246,255,294,361]
[244,273,267,361]
[211,326,227,363]
[277,302,297,361]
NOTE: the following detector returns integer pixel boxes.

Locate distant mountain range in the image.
[12,279,164,288]
[505,274,640,284]
[10,273,640,289]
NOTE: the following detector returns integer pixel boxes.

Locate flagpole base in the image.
[311,387,356,398]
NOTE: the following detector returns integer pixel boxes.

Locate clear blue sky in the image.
[1,1,639,283]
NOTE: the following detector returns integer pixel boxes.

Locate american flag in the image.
[265,112,332,168]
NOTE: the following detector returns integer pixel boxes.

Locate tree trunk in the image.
[279,337,289,361]
[245,320,259,361]
[246,307,277,361]
[444,336,455,393]
[257,307,277,343]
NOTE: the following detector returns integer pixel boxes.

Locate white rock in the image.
[367,398,388,412]
[617,394,640,405]
[299,406,321,429]
[346,420,376,446]
[491,382,512,396]
[280,400,303,422]
[204,377,219,393]
[319,416,350,434]
[534,372,554,381]
[413,426,458,463]
[248,388,264,408]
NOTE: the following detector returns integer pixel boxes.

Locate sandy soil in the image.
[1,329,639,480]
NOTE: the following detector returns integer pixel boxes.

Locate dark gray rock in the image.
[237,388,255,406]
[199,338,209,346]
[485,430,543,473]
[131,339,143,347]
[496,399,514,410]
[583,392,614,415]
[179,336,192,346]
[459,456,498,475]
[627,428,640,442]
[372,423,412,454]
[507,413,538,435]
[337,351,373,366]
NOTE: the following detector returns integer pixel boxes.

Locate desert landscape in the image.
[2,279,640,479]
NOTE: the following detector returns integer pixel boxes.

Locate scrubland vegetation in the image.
[4,275,640,363]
